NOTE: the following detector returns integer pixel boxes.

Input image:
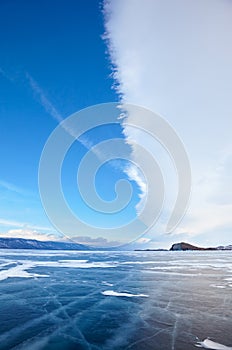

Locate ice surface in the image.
[0,250,231,349]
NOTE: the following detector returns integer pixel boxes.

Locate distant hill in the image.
[170,242,232,251]
[0,237,91,250]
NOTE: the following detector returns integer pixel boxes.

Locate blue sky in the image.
[1,0,232,248]
[0,0,142,246]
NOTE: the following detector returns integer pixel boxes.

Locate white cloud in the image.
[72,235,121,247]
[136,237,151,244]
[103,0,232,243]
[0,218,55,232]
[125,163,147,213]
[0,228,62,241]
[207,153,232,206]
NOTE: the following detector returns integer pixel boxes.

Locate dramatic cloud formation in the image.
[104,0,232,244]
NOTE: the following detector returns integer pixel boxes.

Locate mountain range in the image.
[0,237,91,250]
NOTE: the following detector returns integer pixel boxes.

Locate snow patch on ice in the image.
[210,284,226,289]
[195,339,232,349]
[0,259,117,281]
[121,261,158,265]
[102,281,114,286]
[101,290,149,298]
[0,262,48,281]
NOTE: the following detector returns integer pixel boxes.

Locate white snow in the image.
[195,339,232,349]
[101,290,149,298]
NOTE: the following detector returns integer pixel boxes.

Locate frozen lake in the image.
[0,250,231,349]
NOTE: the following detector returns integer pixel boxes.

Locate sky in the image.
[0,0,232,248]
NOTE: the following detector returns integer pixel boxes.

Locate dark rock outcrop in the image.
[170,242,217,251]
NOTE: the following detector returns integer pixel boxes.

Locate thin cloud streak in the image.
[0,67,14,82]
[26,73,134,179]
[0,180,27,196]
[26,72,63,123]
[25,72,107,153]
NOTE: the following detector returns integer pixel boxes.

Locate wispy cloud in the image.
[0,179,34,197]
[0,67,14,82]
[25,72,63,123]
[1,68,62,123]
[25,73,131,172]
[0,180,26,195]
[25,73,104,150]
[26,73,81,139]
